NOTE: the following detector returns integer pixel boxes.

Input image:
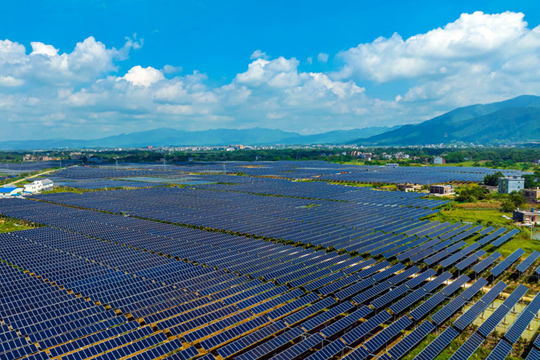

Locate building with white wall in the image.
[0,186,22,198]
[23,179,54,194]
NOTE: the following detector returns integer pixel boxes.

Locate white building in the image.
[434,156,446,165]
[498,176,524,194]
[23,179,54,194]
[0,186,22,198]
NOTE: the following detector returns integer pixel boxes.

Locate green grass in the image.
[495,230,540,257]
[427,203,540,257]
[432,161,478,167]
[0,219,32,233]
[404,332,522,360]
[40,186,85,194]
[429,206,514,227]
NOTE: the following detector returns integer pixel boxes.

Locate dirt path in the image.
[7,169,57,186]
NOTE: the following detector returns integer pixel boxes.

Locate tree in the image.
[483,171,504,186]
[523,174,538,189]
[501,199,516,212]
[455,186,489,203]
[509,191,526,208]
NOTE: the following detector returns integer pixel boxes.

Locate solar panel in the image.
[341,311,391,345]
[364,315,412,353]
[387,321,435,360]
[479,226,495,235]
[236,327,305,360]
[301,301,354,332]
[283,297,336,326]
[320,306,372,338]
[304,339,346,360]
[490,248,525,277]
[432,278,487,326]
[414,326,459,360]
[456,250,486,271]
[341,345,370,360]
[448,332,484,360]
[459,277,488,301]
[491,228,520,247]
[423,272,453,293]
[389,288,427,315]
[217,321,287,358]
[454,281,507,331]
[406,269,437,289]
[477,284,527,337]
[517,251,540,273]
[352,281,392,305]
[0,162,523,360]
[478,227,507,245]
[525,347,540,360]
[266,293,320,321]
[431,295,467,326]
[270,333,325,360]
[441,275,470,296]
[504,310,535,344]
[472,252,501,274]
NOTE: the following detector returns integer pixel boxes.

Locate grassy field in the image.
[495,230,539,257]
[429,203,513,227]
[428,201,540,257]
[0,218,32,233]
[40,186,85,194]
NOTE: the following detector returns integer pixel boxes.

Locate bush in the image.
[455,186,489,202]
[501,199,516,212]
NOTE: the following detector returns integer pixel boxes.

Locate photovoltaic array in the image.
[0,162,534,360]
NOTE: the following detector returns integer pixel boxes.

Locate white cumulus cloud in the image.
[2,11,540,140]
[30,42,59,57]
[122,66,165,87]
[337,11,529,82]
[317,53,329,63]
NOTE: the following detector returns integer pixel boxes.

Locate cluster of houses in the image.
[499,176,540,225]
[0,179,54,199]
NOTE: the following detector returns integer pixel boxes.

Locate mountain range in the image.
[358,95,540,145]
[2,94,540,149]
[0,126,399,150]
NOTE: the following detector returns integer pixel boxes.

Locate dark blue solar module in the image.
[454,281,507,331]
[414,326,459,360]
[517,251,540,273]
[0,161,519,360]
[270,333,325,360]
[472,252,502,274]
[477,284,528,337]
[387,321,435,360]
[364,315,412,353]
[491,229,520,247]
[485,340,513,360]
[448,332,485,360]
[478,227,507,245]
[341,311,391,345]
[320,306,372,338]
[505,291,540,345]
[490,248,524,277]
[526,347,540,360]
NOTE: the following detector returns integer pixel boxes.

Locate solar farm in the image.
[0,161,539,360]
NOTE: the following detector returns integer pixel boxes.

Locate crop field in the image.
[0,161,539,360]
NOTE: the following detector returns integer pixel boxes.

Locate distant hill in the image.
[0,126,400,150]
[358,95,540,145]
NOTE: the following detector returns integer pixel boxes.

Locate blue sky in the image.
[1,0,540,140]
